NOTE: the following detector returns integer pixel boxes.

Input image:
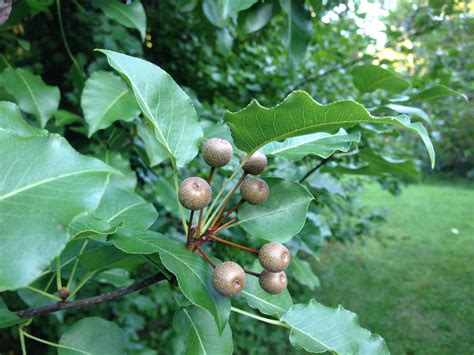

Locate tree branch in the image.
[14,272,166,319]
[299,157,331,183]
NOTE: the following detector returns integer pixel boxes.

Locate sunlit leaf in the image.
[281,299,389,354]
[224,90,435,168]
[99,50,203,168]
[352,64,410,94]
[0,67,60,127]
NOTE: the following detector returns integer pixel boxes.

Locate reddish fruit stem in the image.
[209,173,247,231]
[244,269,260,277]
[215,199,245,227]
[207,235,258,254]
[197,246,216,268]
[212,217,237,235]
[207,167,215,183]
[196,167,215,239]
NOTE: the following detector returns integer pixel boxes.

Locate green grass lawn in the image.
[314,180,474,355]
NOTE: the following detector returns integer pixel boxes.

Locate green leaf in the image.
[238,1,274,34]
[0,297,22,328]
[323,148,421,181]
[79,245,145,272]
[99,50,203,168]
[203,0,257,27]
[240,263,292,318]
[385,103,431,125]
[224,90,435,168]
[261,129,360,160]
[54,109,82,126]
[152,237,231,332]
[72,184,157,237]
[152,176,188,218]
[113,230,166,254]
[58,317,126,355]
[98,151,137,191]
[96,268,132,288]
[0,101,43,136]
[0,67,60,127]
[97,0,147,41]
[352,64,410,94]
[280,0,313,69]
[81,71,140,137]
[289,257,319,290]
[281,299,389,354]
[136,121,169,167]
[0,106,114,290]
[174,306,233,355]
[237,178,313,242]
[408,84,468,102]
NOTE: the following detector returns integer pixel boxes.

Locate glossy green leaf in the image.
[174,306,233,355]
[352,64,410,94]
[113,230,167,254]
[97,0,146,41]
[152,176,189,218]
[58,317,126,355]
[203,0,257,27]
[238,1,274,34]
[75,184,157,236]
[0,101,43,136]
[136,121,169,167]
[409,84,468,102]
[238,178,313,242]
[289,257,319,290]
[323,148,421,181]
[241,263,292,318]
[81,71,140,136]
[0,105,114,290]
[224,90,435,168]
[153,237,231,332]
[281,299,389,354]
[98,151,137,191]
[280,0,313,69]
[385,103,431,125]
[96,268,132,288]
[99,50,203,168]
[0,67,60,127]
[54,109,82,126]
[261,129,360,160]
[79,245,145,272]
[0,297,22,328]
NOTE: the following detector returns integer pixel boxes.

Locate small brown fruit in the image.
[258,242,290,272]
[212,261,246,297]
[240,151,267,175]
[240,176,269,205]
[178,177,212,210]
[202,138,233,168]
[259,270,287,295]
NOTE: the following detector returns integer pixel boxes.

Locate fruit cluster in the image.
[178,138,291,297]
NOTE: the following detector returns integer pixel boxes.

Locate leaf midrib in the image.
[183,308,207,354]
[92,89,129,132]
[0,169,108,202]
[15,69,43,121]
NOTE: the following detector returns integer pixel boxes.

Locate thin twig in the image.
[244,269,260,277]
[197,246,216,268]
[22,332,90,354]
[215,199,245,227]
[298,157,331,183]
[207,235,258,254]
[14,272,166,319]
[209,173,246,231]
[212,217,237,235]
